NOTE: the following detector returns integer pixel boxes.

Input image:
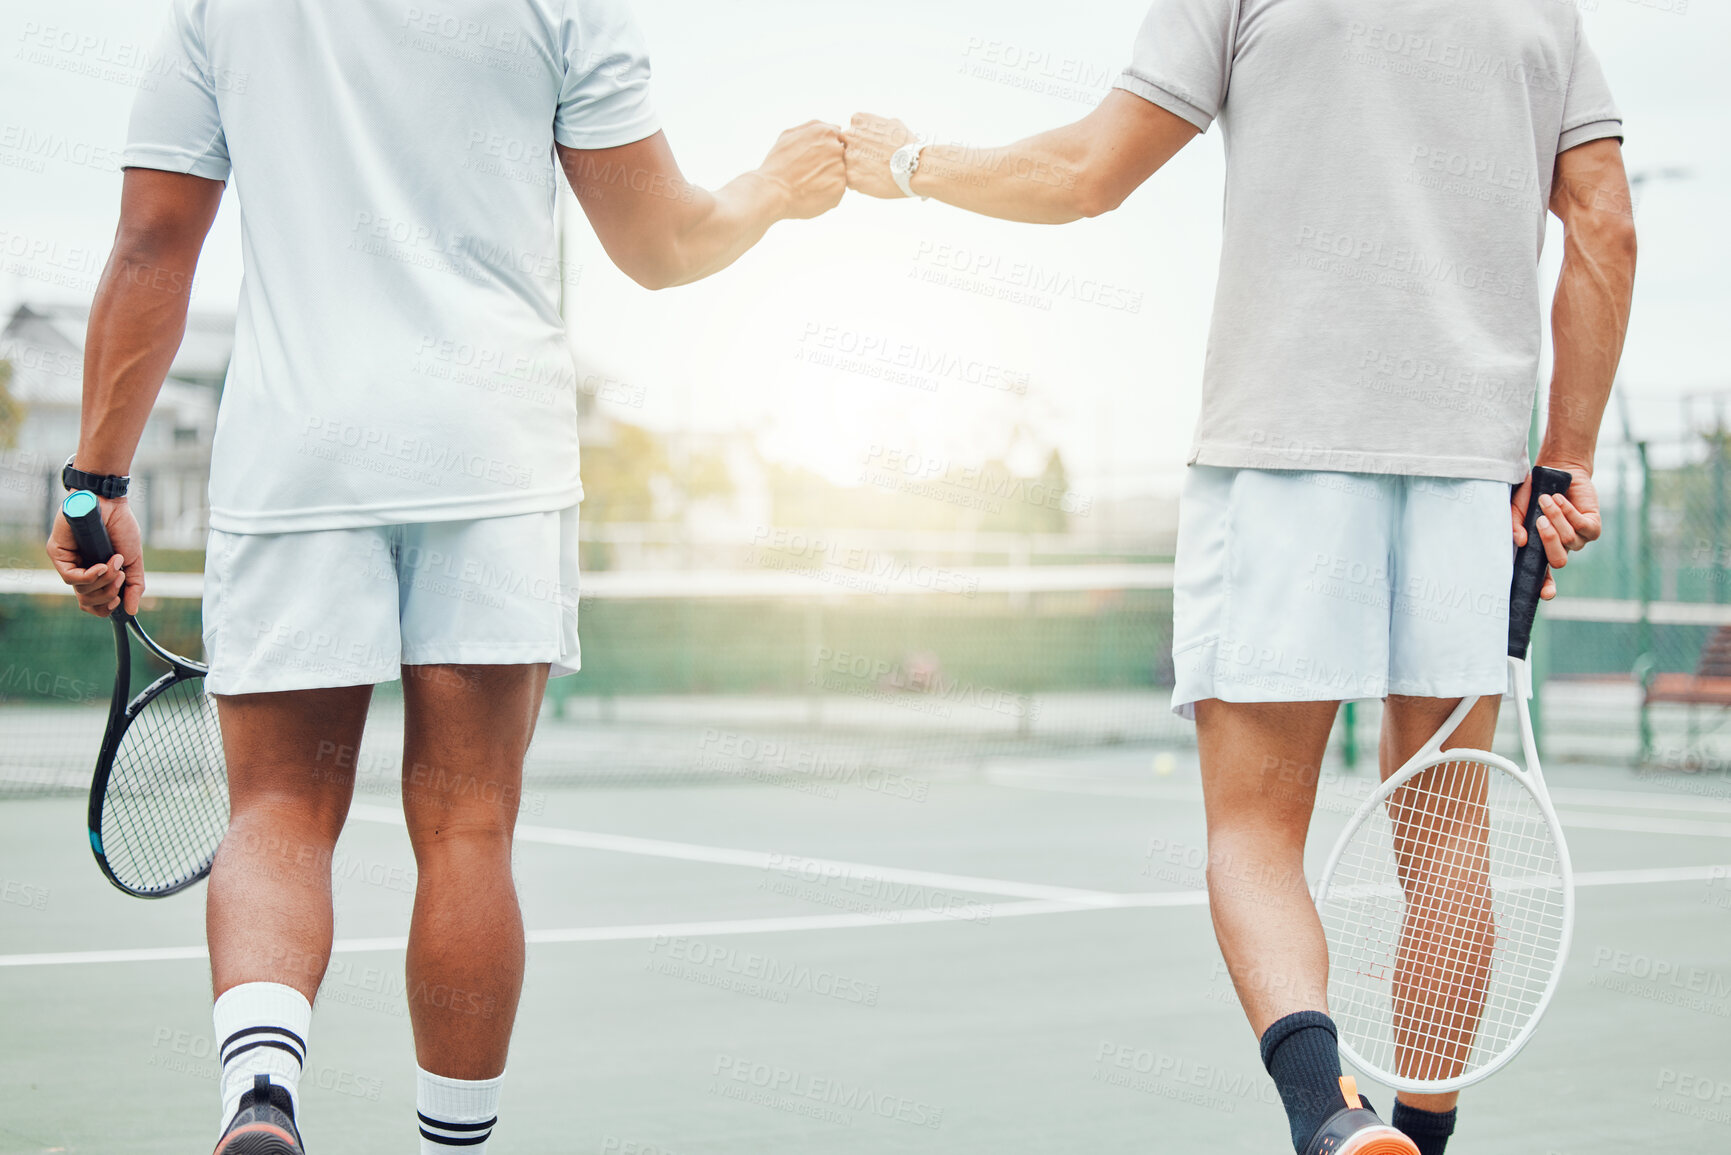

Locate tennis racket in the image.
[1315,465,1575,1093]
[62,489,228,898]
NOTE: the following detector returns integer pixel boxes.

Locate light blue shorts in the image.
[1170,467,1513,719]
[203,506,581,695]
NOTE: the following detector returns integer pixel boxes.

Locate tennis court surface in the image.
[4,694,1730,1154]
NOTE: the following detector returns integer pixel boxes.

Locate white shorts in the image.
[1170,467,1512,719]
[203,506,582,696]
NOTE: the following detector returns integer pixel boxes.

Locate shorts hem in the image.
[206,667,400,697]
[401,644,570,667]
[1385,673,1510,699]
[1171,682,1363,722]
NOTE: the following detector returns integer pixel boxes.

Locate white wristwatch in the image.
[889,137,929,200]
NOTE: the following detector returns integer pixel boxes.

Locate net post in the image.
[803,600,824,728]
[1637,439,1655,763]
[1341,701,1359,772]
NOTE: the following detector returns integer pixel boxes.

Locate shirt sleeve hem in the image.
[1113,72,1214,132]
[121,145,230,182]
[1558,118,1624,153]
[553,107,662,151]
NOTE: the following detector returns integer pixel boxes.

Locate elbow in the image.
[1576,206,1639,275]
[114,203,212,265]
[626,265,679,292]
[1072,172,1128,220]
[1609,212,1639,271]
[615,247,683,292]
[1069,147,1138,219]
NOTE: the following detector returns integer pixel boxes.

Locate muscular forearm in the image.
[76,244,201,474]
[844,94,1197,223]
[564,124,842,291]
[75,169,221,476]
[655,170,790,288]
[1542,230,1635,470]
[1541,145,1637,473]
[909,131,1098,224]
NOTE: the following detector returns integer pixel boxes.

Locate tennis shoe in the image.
[212,1074,304,1155]
[1302,1077,1419,1155]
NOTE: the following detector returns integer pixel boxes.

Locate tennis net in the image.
[0,565,1182,797]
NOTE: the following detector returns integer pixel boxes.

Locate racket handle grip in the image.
[62,490,118,570]
[1508,465,1573,659]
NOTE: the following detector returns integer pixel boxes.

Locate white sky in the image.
[1,0,1725,496]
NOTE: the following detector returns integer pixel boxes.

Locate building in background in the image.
[0,302,229,549]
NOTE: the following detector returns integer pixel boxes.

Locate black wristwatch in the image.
[62,455,131,499]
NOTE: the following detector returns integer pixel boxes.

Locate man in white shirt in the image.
[843,2,1635,1152]
[48,1,843,1151]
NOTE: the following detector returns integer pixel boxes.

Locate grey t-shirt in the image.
[1117,0,1623,483]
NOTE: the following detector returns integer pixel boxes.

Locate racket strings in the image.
[102,676,228,893]
[1321,756,1565,1084]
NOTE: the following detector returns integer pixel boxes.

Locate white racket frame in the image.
[1314,653,1575,1093]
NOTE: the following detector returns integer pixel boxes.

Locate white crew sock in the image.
[418,1067,504,1153]
[212,982,312,1133]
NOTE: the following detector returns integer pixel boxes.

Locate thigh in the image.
[1388,477,1513,700]
[215,686,374,837]
[1381,693,1503,782]
[1196,698,1342,840]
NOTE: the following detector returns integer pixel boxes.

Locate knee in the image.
[225,798,346,852]
[1204,829,1305,898]
[407,816,514,868]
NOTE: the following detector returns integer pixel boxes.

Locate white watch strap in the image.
[891,138,928,200]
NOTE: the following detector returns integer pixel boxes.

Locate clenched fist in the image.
[842,113,916,199]
[759,120,847,220]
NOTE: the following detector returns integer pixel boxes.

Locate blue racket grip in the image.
[62,490,118,570]
[1508,466,1573,660]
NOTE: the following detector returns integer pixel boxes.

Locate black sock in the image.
[1259,1011,1348,1154]
[1392,1100,1456,1155]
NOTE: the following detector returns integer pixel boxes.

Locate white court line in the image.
[981,770,1204,802]
[0,945,211,967]
[1573,864,1731,887]
[985,773,1731,837]
[0,898,1148,969]
[2,867,1721,970]
[1550,786,1731,815]
[1555,811,1731,839]
[348,804,1125,905]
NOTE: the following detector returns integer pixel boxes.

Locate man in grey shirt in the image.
[844,2,1635,1152]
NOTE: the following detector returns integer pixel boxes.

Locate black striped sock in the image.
[418,1110,497,1148]
[417,1066,503,1154]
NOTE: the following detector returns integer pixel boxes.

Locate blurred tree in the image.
[580,422,667,524]
[0,360,21,449]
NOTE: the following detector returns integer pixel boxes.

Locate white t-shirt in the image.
[125,0,660,532]
[1116,0,1623,483]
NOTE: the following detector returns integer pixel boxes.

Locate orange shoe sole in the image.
[212,1122,301,1155]
[1338,1128,1420,1155]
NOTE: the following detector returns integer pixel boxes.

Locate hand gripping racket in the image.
[1315,466,1575,1093]
[63,490,228,897]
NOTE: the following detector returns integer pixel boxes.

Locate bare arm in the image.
[559,123,844,291]
[47,167,223,615]
[1513,138,1638,596]
[840,91,1200,224]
